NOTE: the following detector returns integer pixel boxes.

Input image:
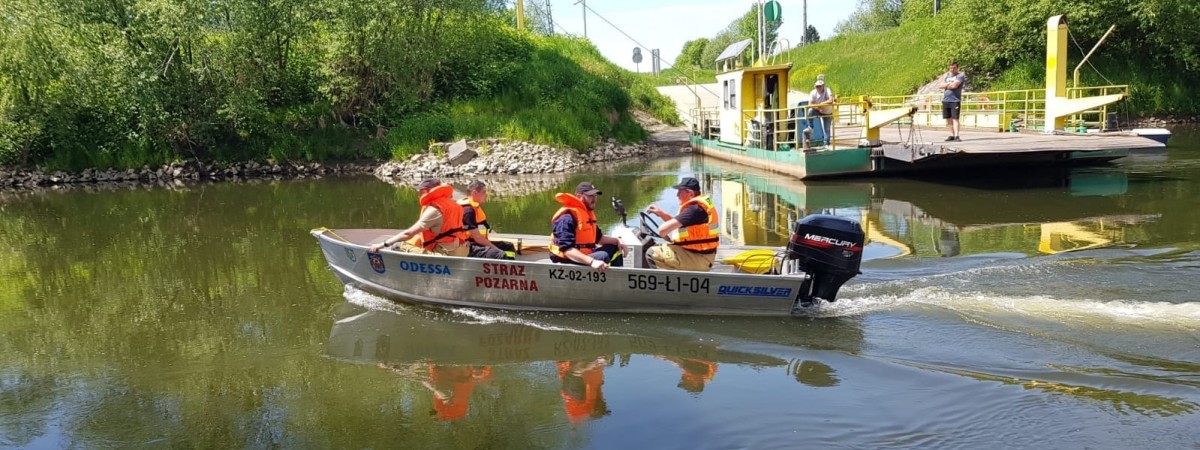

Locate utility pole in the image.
[516,0,524,30]
[757,0,765,62]
[802,0,808,44]
[574,0,588,38]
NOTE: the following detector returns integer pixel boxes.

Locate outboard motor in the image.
[783,214,865,308]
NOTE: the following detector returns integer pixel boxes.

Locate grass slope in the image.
[385,36,680,160]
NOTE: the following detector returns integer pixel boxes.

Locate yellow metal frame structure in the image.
[864,15,1128,135]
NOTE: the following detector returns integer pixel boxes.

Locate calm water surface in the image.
[3,128,1200,449]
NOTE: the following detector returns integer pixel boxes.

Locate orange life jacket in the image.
[673,195,720,254]
[418,184,467,249]
[557,361,605,423]
[549,193,598,258]
[457,198,491,235]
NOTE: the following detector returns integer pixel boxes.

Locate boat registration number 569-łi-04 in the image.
[627,274,710,293]
[548,268,607,283]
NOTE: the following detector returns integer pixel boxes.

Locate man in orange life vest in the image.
[644,177,720,271]
[369,178,469,256]
[658,356,718,393]
[458,180,516,260]
[557,356,611,423]
[424,364,492,421]
[549,182,626,271]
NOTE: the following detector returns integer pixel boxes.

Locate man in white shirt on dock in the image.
[808,77,836,147]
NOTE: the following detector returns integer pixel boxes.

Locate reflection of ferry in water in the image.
[327,301,862,421]
[694,157,1159,257]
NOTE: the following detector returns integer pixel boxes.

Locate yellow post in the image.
[516,0,525,30]
[1044,15,1125,133]
[1045,15,1069,131]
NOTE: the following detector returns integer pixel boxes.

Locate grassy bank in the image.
[384,36,680,161]
[0,1,678,172]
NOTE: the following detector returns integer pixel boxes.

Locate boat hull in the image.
[313,229,809,316]
[690,135,872,179]
[691,134,1134,179]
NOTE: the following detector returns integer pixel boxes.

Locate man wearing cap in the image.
[549,181,626,271]
[458,180,516,260]
[808,77,836,147]
[645,177,720,271]
[369,178,469,256]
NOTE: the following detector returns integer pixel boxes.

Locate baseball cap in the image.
[814,79,825,86]
[575,182,602,196]
[672,177,701,193]
[416,178,440,190]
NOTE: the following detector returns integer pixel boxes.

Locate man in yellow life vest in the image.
[644,177,719,271]
[457,180,516,260]
[369,178,469,256]
[549,182,626,271]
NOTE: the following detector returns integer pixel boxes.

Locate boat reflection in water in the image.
[690,157,1160,258]
[326,297,864,422]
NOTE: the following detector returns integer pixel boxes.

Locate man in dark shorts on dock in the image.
[941,61,965,142]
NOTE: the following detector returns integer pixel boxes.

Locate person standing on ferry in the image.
[807,77,836,147]
[941,61,966,141]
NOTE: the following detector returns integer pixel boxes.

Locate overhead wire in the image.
[1069,30,1116,86]
[576,2,721,97]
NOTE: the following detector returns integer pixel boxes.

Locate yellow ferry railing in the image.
[690,107,721,140]
[735,97,875,152]
[870,89,1043,132]
[1066,85,1129,132]
[868,84,1128,133]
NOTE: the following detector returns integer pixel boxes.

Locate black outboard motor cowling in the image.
[783,214,865,307]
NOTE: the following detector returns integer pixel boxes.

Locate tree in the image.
[699,4,782,65]
[735,3,783,57]
[676,38,709,67]
[803,25,820,44]
[834,0,902,35]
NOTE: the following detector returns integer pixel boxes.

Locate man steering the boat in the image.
[549,182,626,271]
[644,177,719,271]
[368,178,469,256]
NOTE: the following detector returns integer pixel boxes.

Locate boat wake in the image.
[445,308,608,335]
[342,285,606,335]
[852,284,1200,328]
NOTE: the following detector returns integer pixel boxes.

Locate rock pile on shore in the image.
[1,137,684,191]
[374,138,677,184]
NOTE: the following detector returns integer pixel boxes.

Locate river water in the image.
[2,128,1199,449]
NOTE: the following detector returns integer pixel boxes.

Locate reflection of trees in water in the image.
[0,373,57,448]
[0,171,873,446]
[0,181,576,447]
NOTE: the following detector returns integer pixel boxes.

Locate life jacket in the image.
[457,198,491,235]
[549,193,598,258]
[418,184,467,250]
[428,364,492,421]
[678,358,718,391]
[557,361,605,423]
[672,195,720,254]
